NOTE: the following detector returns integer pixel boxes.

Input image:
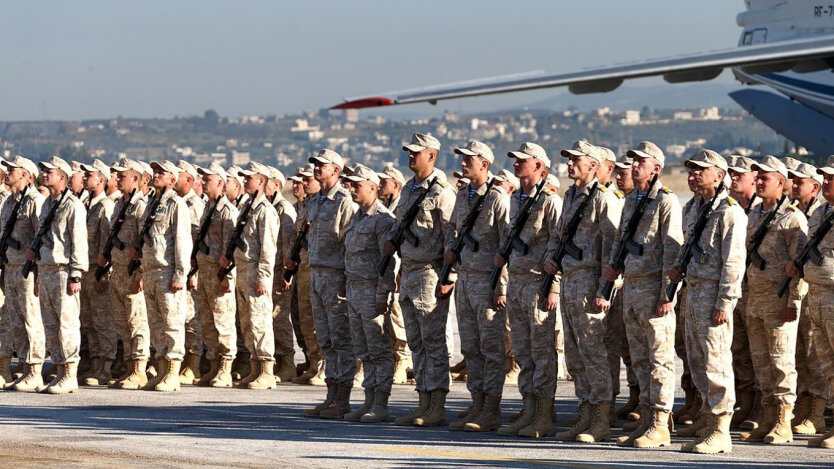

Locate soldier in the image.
[386,133,456,427]
[453,170,470,191]
[341,164,397,422]
[782,156,802,199]
[219,162,278,390]
[795,161,834,448]
[1,156,46,392]
[224,165,252,380]
[545,141,620,443]
[739,156,808,445]
[78,160,117,386]
[69,161,89,205]
[27,156,88,394]
[787,162,828,434]
[378,165,413,385]
[175,160,206,384]
[287,168,311,374]
[668,150,746,454]
[101,158,151,390]
[132,160,192,392]
[225,167,246,208]
[193,163,239,387]
[600,142,683,447]
[138,161,153,195]
[106,171,121,202]
[0,159,13,386]
[291,149,355,418]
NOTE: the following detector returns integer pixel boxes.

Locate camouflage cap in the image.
[402,132,441,152]
[728,155,756,174]
[344,163,380,186]
[454,140,494,164]
[239,161,271,179]
[685,150,728,172]
[197,161,228,183]
[176,160,199,179]
[227,165,244,185]
[309,149,344,170]
[3,155,39,177]
[627,141,665,168]
[298,163,315,177]
[494,168,520,191]
[150,160,182,176]
[597,146,618,164]
[71,161,84,174]
[111,157,143,174]
[751,155,788,179]
[560,140,602,164]
[80,158,112,180]
[38,155,73,178]
[615,155,633,169]
[378,165,405,185]
[267,166,286,186]
[546,173,560,189]
[788,162,823,184]
[138,161,153,176]
[782,156,802,172]
[509,142,551,168]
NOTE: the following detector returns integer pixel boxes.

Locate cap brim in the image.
[79,163,98,173]
[560,149,585,158]
[403,144,426,152]
[238,169,257,176]
[38,162,57,171]
[751,163,779,174]
[787,169,809,179]
[454,148,478,156]
[2,161,19,169]
[288,176,302,182]
[627,150,654,160]
[727,166,750,174]
[817,167,834,175]
[615,162,632,169]
[684,160,713,169]
[508,151,533,159]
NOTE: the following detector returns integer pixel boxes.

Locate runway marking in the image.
[370,446,610,468]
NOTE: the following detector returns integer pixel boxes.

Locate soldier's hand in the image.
[602,265,620,282]
[443,249,457,266]
[667,267,683,283]
[593,296,610,313]
[383,241,396,256]
[186,277,196,291]
[785,261,799,278]
[435,282,454,299]
[219,255,231,268]
[656,300,674,317]
[25,249,36,261]
[132,277,143,294]
[170,281,184,292]
[129,248,140,261]
[712,309,729,326]
[97,253,108,268]
[544,292,559,311]
[219,278,231,294]
[375,302,387,316]
[493,254,507,268]
[94,281,107,294]
[67,281,81,295]
[280,277,292,291]
[284,259,297,271]
[494,295,507,310]
[781,307,798,322]
[544,258,560,275]
[254,283,268,296]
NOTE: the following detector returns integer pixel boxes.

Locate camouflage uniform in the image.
[38,191,88,364]
[550,179,620,405]
[182,189,206,357]
[384,194,411,367]
[449,181,511,396]
[745,197,807,406]
[140,188,191,361]
[293,199,321,365]
[345,198,396,392]
[802,204,834,404]
[0,187,18,362]
[272,194,297,361]
[303,184,356,384]
[733,197,761,395]
[614,182,683,411]
[80,192,117,362]
[195,196,238,360]
[395,169,456,392]
[674,196,701,397]
[679,191,746,414]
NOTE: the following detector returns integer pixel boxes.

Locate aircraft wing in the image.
[331,35,834,109]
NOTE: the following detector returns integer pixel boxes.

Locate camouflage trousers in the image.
[80,270,117,361]
[143,268,187,361]
[674,285,694,393]
[296,265,321,363]
[236,263,275,361]
[347,278,394,393]
[746,283,798,406]
[400,265,450,393]
[272,274,294,358]
[3,265,41,363]
[796,299,829,398]
[39,267,81,364]
[732,283,756,392]
[388,292,412,362]
[110,264,150,360]
[805,283,834,395]
[184,290,203,355]
[507,272,555,398]
[196,262,236,360]
[310,269,354,384]
[457,272,506,396]
[561,268,610,405]
[684,278,735,414]
[604,288,637,399]
[622,275,676,412]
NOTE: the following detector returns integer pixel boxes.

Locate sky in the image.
[0,0,745,121]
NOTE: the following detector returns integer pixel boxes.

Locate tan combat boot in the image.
[44,362,66,390]
[576,401,610,443]
[450,392,484,431]
[79,357,100,384]
[741,392,763,430]
[117,360,149,390]
[504,358,520,386]
[46,363,79,394]
[617,403,651,447]
[292,359,320,384]
[275,355,296,383]
[235,360,259,387]
[731,388,756,427]
[394,391,431,425]
[555,401,593,441]
[413,390,448,427]
[519,396,555,438]
[809,424,834,448]
[623,403,649,432]
[178,353,201,385]
[344,387,375,421]
[143,358,168,390]
[498,395,537,436]
[197,359,220,386]
[617,386,640,421]
[740,403,777,441]
[84,359,112,386]
[677,410,711,438]
[0,357,12,389]
[392,357,408,385]
[210,359,233,388]
[320,382,353,419]
[247,360,276,390]
[634,409,671,448]
[672,388,694,423]
[691,413,732,454]
[305,382,337,417]
[792,393,811,427]
[677,393,703,425]
[763,404,793,444]
[13,363,44,392]
[794,395,827,435]
[361,390,390,423]
[465,394,502,432]
[154,359,182,392]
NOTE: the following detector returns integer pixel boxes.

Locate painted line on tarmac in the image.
[370,446,610,468]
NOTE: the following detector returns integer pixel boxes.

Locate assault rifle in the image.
[187,196,219,280]
[489,179,547,292]
[0,188,26,265]
[439,178,496,285]
[376,177,438,276]
[538,181,599,296]
[599,174,659,301]
[283,222,308,283]
[746,194,787,272]
[95,188,137,281]
[22,188,69,278]
[777,206,834,298]
[127,190,163,276]
[216,190,259,280]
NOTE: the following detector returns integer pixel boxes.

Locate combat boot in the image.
[691,413,732,454]
[143,358,168,390]
[617,404,651,447]
[247,360,276,390]
[608,401,618,426]
[235,360,259,387]
[209,359,233,387]
[555,401,593,440]
[576,401,610,443]
[13,363,44,392]
[677,393,703,425]
[395,391,431,425]
[731,388,755,427]
[499,395,537,436]
[275,355,295,383]
[672,387,694,422]
[677,411,711,437]
[197,359,220,386]
[231,353,250,381]
[633,409,671,448]
[739,404,777,441]
[0,357,12,388]
[46,362,79,394]
[794,395,827,435]
[792,393,811,426]
[320,382,353,419]
[617,386,640,420]
[414,390,448,427]
[450,392,484,431]
[178,352,201,385]
[361,390,390,423]
[519,396,555,438]
[292,359,321,384]
[80,357,101,384]
[308,361,327,386]
[741,392,763,430]
[504,357,520,385]
[763,404,793,444]
[465,394,501,432]
[84,359,112,386]
[154,359,182,392]
[392,357,408,385]
[809,424,834,448]
[623,403,648,432]
[305,382,337,417]
[353,359,364,386]
[450,358,466,378]
[679,413,713,451]
[117,360,148,390]
[344,387,375,421]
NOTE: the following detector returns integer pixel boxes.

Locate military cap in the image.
[751,155,788,179]
[3,155,39,177]
[454,140,494,164]
[685,150,728,172]
[509,142,551,168]
[402,133,441,152]
[627,141,665,168]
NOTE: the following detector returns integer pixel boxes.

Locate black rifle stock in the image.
[95,188,137,281]
[0,188,26,265]
[439,178,496,285]
[376,177,438,276]
[746,194,787,273]
[777,206,834,297]
[127,190,162,276]
[283,223,308,283]
[187,196,219,281]
[22,188,69,278]
[216,190,259,280]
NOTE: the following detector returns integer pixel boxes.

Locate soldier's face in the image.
[754,171,784,199]
[291,180,304,198]
[302,175,320,195]
[313,162,338,183]
[83,171,103,191]
[202,174,223,198]
[513,157,538,179]
[116,170,138,192]
[224,178,241,199]
[5,167,26,187]
[349,180,376,206]
[566,155,594,180]
[69,172,84,193]
[690,166,722,191]
[174,172,192,193]
[822,174,834,203]
[152,169,175,190]
[729,170,755,195]
[42,168,65,189]
[791,176,818,203]
[408,149,433,174]
[595,161,614,185]
[630,156,659,184]
[243,174,264,195]
[615,167,633,193]
[460,154,486,179]
[379,178,398,197]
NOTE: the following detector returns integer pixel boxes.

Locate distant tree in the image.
[204,109,220,125]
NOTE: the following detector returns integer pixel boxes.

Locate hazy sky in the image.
[1,1,745,121]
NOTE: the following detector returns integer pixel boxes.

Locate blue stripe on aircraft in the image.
[762,73,834,96]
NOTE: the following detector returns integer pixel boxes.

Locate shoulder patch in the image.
[614,190,625,198]
[660,186,672,193]
[788,205,798,212]
[598,184,608,191]
[727,197,737,206]
[543,188,554,195]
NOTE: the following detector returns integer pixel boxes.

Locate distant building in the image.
[344,109,359,123]
[673,111,693,121]
[231,151,250,165]
[621,110,641,125]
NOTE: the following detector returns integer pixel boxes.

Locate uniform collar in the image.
[88,190,107,206]
[318,183,342,201]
